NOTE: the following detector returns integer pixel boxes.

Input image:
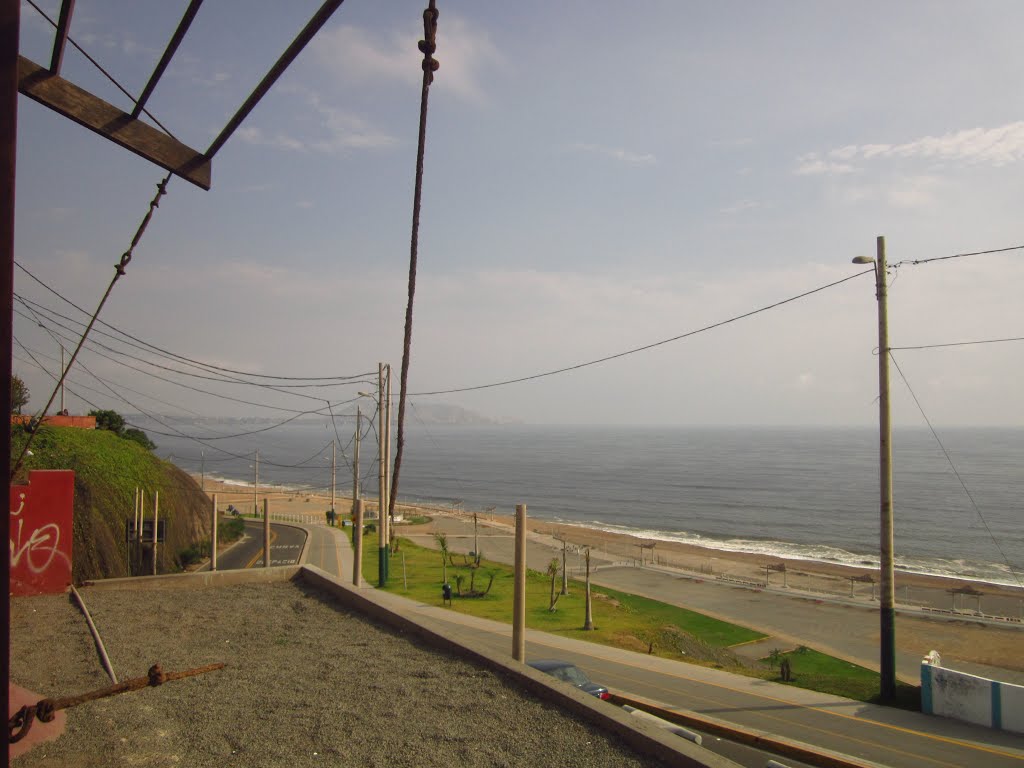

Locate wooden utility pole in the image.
[263,498,270,568]
[855,236,895,702]
[560,538,569,595]
[353,499,364,587]
[513,504,527,661]
[384,363,392,547]
[253,449,259,516]
[583,547,594,631]
[152,491,159,576]
[330,439,336,522]
[378,363,387,586]
[200,450,205,491]
[352,406,360,515]
[211,493,218,571]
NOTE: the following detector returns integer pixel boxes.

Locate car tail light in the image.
[598,691,610,700]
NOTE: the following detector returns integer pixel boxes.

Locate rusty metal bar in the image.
[2,0,20,759]
[132,0,203,119]
[48,0,75,74]
[9,662,225,744]
[204,0,345,159]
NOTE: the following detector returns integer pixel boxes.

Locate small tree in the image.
[90,409,125,435]
[547,557,561,612]
[123,427,156,450]
[434,532,449,584]
[11,374,29,414]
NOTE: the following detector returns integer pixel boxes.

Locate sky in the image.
[10,0,1024,429]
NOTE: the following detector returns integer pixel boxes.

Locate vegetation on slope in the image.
[11,424,211,582]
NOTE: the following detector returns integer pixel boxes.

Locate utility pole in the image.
[352,406,360,515]
[385,363,392,547]
[331,439,336,522]
[513,504,527,661]
[59,345,65,413]
[200,450,205,492]
[854,235,895,702]
[253,449,259,517]
[263,497,270,568]
[560,538,569,596]
[152,491,159,576]
[378,362,387,586]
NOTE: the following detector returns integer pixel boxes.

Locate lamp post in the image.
[853,235,896,702]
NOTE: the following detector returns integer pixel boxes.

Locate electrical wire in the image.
[889,353,1022,589]
[890,337,1024,352]
[894,244,1024,267]
[16,262,376,383]
[410,269,874,396]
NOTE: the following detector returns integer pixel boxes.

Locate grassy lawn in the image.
[346,528,920,708]
[760,647,921,709]
[361,533,761,654]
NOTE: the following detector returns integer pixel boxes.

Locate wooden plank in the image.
[17,55,211,190]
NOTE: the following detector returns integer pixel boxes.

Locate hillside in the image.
[10,425,211,582]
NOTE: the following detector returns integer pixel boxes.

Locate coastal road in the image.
[217,519,306,570]
[309,517,1024,767]
[386,601,1024,768]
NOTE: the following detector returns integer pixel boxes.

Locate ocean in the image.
[152,422,1024,587]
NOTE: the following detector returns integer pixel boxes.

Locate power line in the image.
[894,244,1024,267]
[890,336,1024,352]
[411,269,873,396]
[15,262,375,383]
[889,353,1021,589]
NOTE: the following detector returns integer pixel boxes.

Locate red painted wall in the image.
[10,414,96,429]
[9,470,74,596]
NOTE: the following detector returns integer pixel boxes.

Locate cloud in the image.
[839,174,943,208]
[313,15,503,103]
[798,121,1024,174]
[569,142,656,165]
[719,200,762,215]
[794,155,856,176]
[237,126,305,152]
[238,100,398,154]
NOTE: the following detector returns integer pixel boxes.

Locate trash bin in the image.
[442,583,452,605]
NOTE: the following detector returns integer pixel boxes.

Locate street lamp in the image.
[853,236,896,702]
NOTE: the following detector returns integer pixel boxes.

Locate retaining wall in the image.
[921,659,1024,735]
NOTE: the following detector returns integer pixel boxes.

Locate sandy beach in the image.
[199,476,1024,618]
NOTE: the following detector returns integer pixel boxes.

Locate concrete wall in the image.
[922,661,1024,735]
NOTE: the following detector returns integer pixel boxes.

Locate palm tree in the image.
[547,557,561,611]
[433,532,449,584]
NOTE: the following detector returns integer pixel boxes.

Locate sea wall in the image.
[921,655,1024,734]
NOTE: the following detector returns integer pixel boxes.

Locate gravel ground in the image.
[10,581,671,768]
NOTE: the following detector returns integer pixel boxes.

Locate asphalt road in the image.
[397,603,1024,768]
[216,519,306,570]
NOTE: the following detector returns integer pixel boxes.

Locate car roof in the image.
[528,659,576,672]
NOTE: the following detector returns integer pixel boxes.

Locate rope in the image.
[389,0,439,523]
[10,174,172,480]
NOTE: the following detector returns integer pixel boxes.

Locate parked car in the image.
[528,659,610,700]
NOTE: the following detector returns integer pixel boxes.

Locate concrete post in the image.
[513,504,527,661]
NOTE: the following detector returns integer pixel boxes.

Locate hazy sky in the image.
[11,1,1024,428]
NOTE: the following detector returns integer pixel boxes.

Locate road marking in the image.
[523,636,1024,764]
[245,529,279,569]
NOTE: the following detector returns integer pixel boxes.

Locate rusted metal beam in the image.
[205,0,345,159]
[49,0,75,74]
[17,55,211,189]
[132,0,203,119]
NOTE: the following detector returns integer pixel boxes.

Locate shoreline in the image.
[195,475,1024,613]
